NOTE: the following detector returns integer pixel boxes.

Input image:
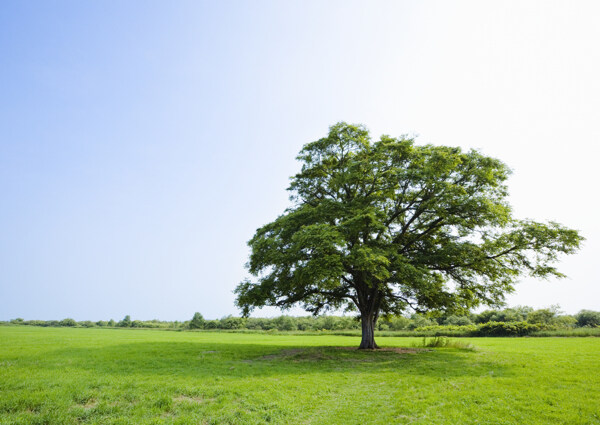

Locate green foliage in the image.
[6,306,596,334]
[443,315,474,326]
[575,310,600,327]
[527,305,561,325]
[118,315,132,327]
[273,315,297,331]
[235,122,583,349]
[408,314,436,330]
[59,318,77,327]
[415,336,475,351]
[552,315,577,328]
[473,307,531,323]
[189,312,205,329]
[131,320,144,328]
[475,321,542,336]
[414,324,479,335]
[218,315,246,330]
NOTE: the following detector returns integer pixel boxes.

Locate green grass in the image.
[1,327,599,424]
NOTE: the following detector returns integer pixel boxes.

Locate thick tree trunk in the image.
[358,313,379,349]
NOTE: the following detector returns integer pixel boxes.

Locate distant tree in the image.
[575,310,600,327]
[219,315,246,329]
[189,312,206,329]
[107,319,116,327]
[273,315,297,331]
[236,122,583,348]
[527,305,562,325]
[553,315,576,328]
[60,318,77,327]
[408,314,435,330]
[118,315,132,327]
[387,316,411,331]
[443,315,473,326]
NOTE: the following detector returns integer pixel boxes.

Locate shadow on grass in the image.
[42,340,510,380]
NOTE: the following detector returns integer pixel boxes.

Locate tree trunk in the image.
[359,313,379,349]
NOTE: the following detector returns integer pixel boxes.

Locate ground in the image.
[1,326,599,424]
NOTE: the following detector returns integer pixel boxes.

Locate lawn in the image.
[1,326,599,424]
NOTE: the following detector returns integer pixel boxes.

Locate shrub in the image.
[527,305,562,325]
[59,318,77,327]
[387,316,410,330]
[474,307,531,324]
[118,315,132,327]
[189,312,205,329]
[408,314,435,330]
[443,315,473,326]
[475,321,541,336]
[218,315,246,329]
[416,324,478,334]
[273,316,297,331]
[575,310,600,327]
[552,315,577,328]
[415,336,475,350]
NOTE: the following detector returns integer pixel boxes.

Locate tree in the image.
[189,312,205,329]
[235,123,583,349]
[59,318,77,327]
[575,310,600,327]
[118,315,132,327]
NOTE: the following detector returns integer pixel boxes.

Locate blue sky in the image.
[1,1,599,321]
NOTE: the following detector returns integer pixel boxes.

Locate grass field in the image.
[1,327,599,424]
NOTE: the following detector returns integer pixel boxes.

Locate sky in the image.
[1,0,598,321]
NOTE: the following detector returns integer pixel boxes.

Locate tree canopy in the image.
[235,123,583,348]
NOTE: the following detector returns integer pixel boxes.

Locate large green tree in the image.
[235,123,583,349]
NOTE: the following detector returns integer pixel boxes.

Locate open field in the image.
[1,327,599,424]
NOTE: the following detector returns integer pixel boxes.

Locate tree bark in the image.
[358,313,379,349]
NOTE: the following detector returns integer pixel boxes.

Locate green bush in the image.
[59,318,77,327]
[118,315,132,327]
[408,314,435,330]
[189,312,205,329]
[218,315,246,329]
[443,315,474,326]
[273,316,297,331]
[475,321,541,336]
[575,310,600,327]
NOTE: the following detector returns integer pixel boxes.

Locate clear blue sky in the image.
[1,1,598,321]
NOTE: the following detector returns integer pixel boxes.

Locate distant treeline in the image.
[3,306,600,336]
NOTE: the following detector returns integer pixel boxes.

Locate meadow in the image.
[1,327,599,425]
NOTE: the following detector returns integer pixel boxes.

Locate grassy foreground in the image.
[1,327,599,425]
